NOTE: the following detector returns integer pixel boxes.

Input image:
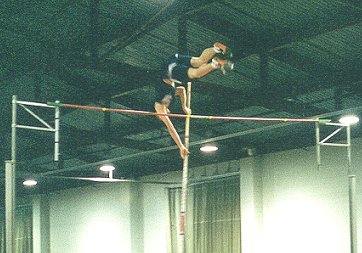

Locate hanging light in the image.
[23,179,37,187]
[200,144,218,152]
[99,164,116,172]
[339,115,359,125]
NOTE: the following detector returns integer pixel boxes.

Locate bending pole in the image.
[48,102,330,123]
[179,82,191,253]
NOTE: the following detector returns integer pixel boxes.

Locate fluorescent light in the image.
[99,164,115,172]
[200,145,218,152]
[339,115,359,125]
[23,179,37,187]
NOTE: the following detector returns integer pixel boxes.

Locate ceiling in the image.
[0,0,361,196]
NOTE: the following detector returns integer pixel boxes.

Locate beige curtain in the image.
[0,206,33,253]
[168,177,241,253]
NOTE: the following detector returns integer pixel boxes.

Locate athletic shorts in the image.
[154,54,192,104]
[154,81,176,104]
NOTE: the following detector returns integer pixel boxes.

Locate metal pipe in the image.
[7,95,17,253]
[315,122,321,167]
[18,104,54,130]
[347,125,352,168]
[5,161,15,253]
[319,143,349,147]
[16,100,55,108]
[16,125,55,132]
[325,122,349,127]
[346,124,356,253]
[54,101,60,162]
[319,127,343,143]
[348,175,357,253]
[11,96,17,161]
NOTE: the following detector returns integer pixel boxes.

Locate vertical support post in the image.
[54,101,60,162]
[349,174,357,253]
[346,125,352,167]
[11,95,17,162]
[346,124,357,253]
[179,82,191,253]
[6,95,17,253]
[315,121,321,167]
[5,161,15,253]
[316,122,357,253]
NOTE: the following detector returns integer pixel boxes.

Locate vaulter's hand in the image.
[183,107,191,115]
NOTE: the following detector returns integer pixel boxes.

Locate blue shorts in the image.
[154,54,192,104]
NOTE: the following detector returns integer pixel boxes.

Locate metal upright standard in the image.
[179,82,192,253]
[315,121,356,253]
[5,96,60,253]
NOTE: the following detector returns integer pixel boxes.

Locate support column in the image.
[5,161,15,253]
[32,196,50,253]
[240,156,263,253]
[177,15,188,55]
[130,183,144,253]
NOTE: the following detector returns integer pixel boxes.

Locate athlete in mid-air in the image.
[154,42,233,159]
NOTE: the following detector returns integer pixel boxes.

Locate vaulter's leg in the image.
[154,102,189,159]
[187,58,228,79]
[190,42,229,67]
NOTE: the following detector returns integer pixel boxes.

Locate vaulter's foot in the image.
[180,146,190,160]
[212,57,234,74]
[214,42,233,60]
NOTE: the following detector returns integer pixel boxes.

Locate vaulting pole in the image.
[179,82,191,253]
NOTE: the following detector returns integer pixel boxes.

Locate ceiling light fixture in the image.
[339,115,359,125]
[200,145,218,152]
[100,164,116,179]
[99,164,116,172]
[23,179,37,187]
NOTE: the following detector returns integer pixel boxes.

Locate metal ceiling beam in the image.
[336,0,362,9]
[89,0,101,68]
[271,49,362,88]
[192,79,328,117]
[98,0,217,60]
[190,4,362,60]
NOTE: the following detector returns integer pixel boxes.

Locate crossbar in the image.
[48,102,330,123]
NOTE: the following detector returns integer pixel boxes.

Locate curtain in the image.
[168,177,241,253]
[167,188,181,253]
[0,206,33,253]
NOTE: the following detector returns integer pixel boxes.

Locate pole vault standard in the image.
[316,121,357,253]
[9,96,359,253]
[5,95,60,253]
